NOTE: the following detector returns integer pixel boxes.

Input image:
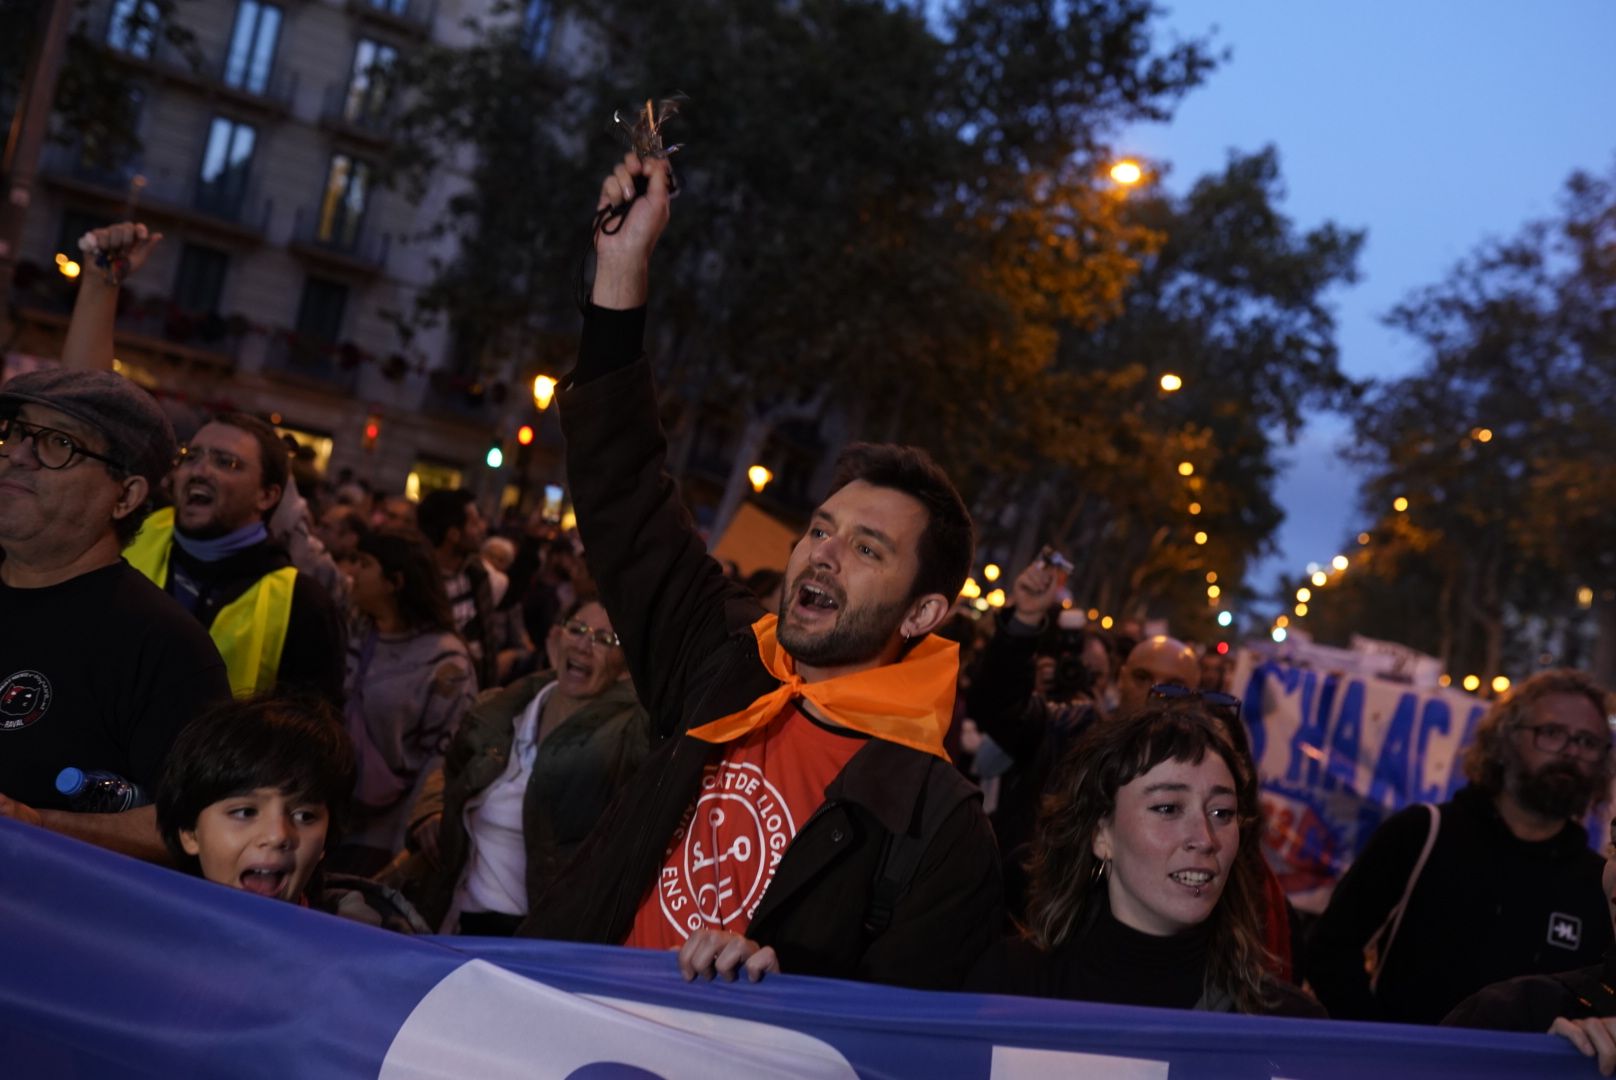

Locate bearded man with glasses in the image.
[0,369,229,860]
[1309,668,1616,1024]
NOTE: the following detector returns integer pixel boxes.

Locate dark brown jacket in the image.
[517,308,1002,990]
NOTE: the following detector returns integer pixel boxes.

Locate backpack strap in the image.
[1369,802,1441,993]
[864,764,980,937]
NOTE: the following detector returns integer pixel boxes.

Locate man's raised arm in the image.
[560,152,757,732]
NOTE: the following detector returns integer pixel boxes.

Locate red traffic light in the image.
[1216,641,1229,655]
[517,424,535,446]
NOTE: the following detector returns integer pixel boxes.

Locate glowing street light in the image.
[1087,609,1100,621]
[1393,496,1409,513]
[1491,675,1511,694]
[1439,674,1452,688]
[1159,373,1183,393]
[1294,603,1308,617]
[1357,532,1371,545]
[1206,571,1218,583]
[961,578,982,600]
[1578,586,1595,609]
[1332,555,1349,572]
[1462,674,1481,693]
[1110,159,1144,186]
[983,563,1001,582]
[1188,502,1202,515]
[1296,587,1311,603]
[1100,615,1114,630]
[1271,627,1288,643]
[1310,571,1328,587]
[58,258,81,279]
[1193,531,1208,546]
[1177,461,1195,477]
[747,465,773,493]
[1207,585,1221,599]
[1275,615,1289,628]
[986,588,1006,609]
[1217,610,1233,627]
[1473,427,1494,443]
[532,374,557,410]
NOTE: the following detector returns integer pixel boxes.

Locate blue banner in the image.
[0,818,1594,1078]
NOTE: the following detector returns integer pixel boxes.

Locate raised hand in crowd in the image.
[1008,559,1067,628]
[62,221,163,373]
[591,150,674,310]
[677,930,781,984]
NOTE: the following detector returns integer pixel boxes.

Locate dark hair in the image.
[559,589,605,625]
[1026,706,1271,1013]
[827,442,974,605]
[155,696,357,879]
[208,413,289,509]
[416,488,476,548]
[1464,668,1614,794]
[356,526,455,634]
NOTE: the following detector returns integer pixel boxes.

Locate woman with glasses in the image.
[967,705,1320,1015]
[329,527,478,876]
[389,593,651,935]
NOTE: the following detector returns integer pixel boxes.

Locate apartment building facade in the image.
[7,0,558,505]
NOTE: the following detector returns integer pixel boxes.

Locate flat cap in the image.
[0,368,177,486]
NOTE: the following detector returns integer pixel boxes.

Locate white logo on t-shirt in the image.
[1548,912,1583,950]
[0,670,52,731]
[654,762,796,939]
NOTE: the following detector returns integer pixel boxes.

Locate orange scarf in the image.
[685,614,959,761]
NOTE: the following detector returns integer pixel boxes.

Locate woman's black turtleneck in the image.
[966,895,1211,1009]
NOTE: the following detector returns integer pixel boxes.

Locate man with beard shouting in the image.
[518,151,1001,988]
[1307,669,1615,1024]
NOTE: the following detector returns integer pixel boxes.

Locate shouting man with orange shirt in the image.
[517,150,1001,988]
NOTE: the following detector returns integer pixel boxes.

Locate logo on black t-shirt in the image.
[1549,912,1583,950]
[0,670,52,731]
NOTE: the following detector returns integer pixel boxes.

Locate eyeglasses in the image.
[173,445,248,473]
[0,416,122,471]
[562,619,621,650]
[1517,722,1611,762]
[1149,683,1241,725]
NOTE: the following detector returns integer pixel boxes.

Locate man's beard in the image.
[777,578,909,670]
[1514,759,1607,820]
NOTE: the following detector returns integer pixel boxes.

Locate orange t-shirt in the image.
[624,703,865,950]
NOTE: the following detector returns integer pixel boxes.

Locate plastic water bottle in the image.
[54,768,150,812]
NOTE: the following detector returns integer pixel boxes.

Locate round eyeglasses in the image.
[0,416,123,471]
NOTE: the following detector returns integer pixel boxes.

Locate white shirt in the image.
[446,682,554,929]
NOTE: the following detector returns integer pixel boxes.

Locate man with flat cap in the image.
[0,368,230,859]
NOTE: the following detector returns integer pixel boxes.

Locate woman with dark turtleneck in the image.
[968,706,1320,1016]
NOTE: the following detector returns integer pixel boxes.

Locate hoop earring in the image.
[1091,857,1110,885]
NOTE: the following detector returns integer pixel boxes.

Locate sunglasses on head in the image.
[1148,683,1241,725]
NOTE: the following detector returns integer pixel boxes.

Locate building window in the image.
[195,117,257,217]
[343,39,398,124]
[523,0,552,59]
[223,1,282,95]
[295,276,349,344]
[370,0,409,15]
[172,244,229,314]
[317,154,372,248]
[106,0,160,57]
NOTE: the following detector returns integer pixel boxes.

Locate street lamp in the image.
[986,588,1006,608]
[532,374,557,411]
[1310,571,1327,587]
[1110,159,1143,186]
[1295,603,1308,617]
[1188,502,1202,515]
[1462,674,1481,693]
[1193,531,1208,546]
[1393,496,1409,513]
[1491,675,1511,694]
[983,563,1001,582]
[1332,555,1349,572]
[747,465,773,493]
[1207,585,1221,599]
[1178,461,1195,477]
[1159,373,1183,393]
[1296,587,1311,603]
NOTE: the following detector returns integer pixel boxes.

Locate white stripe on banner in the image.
[381,958,859,1079]
[988,1045,1169,1079]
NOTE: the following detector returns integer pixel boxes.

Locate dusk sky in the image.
[1121,1,1616,596]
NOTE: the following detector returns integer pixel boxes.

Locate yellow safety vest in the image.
[125,507,297,698]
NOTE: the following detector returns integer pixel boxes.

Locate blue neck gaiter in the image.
[172,521,269,563]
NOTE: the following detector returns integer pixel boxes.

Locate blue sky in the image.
[1121,1,1616,592]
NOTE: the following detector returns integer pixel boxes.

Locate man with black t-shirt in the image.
[0,369,230,860]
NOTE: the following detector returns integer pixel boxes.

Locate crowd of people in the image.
[4,152,1616,1072]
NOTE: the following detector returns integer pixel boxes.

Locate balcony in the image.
[99,31,298,119]
[8,277,242,372]
[319,83,395,149]
[346,0,437,39]
[41,146,274,242]
[263,333,361,391]
[288,206,390,277]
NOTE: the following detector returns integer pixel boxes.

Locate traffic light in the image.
[363,413,381,451]
[516,424,535,446]
[485,439,504,469]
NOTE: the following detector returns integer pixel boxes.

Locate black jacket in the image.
[1445,948,1616,1031]
[518,306,1002,990]
[166,539,347,706]
[1306,784,1612,1024]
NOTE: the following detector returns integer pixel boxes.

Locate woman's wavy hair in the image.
[1463,668,1614,795]
[357,526,455,635]
[1025,705,1272,1013]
